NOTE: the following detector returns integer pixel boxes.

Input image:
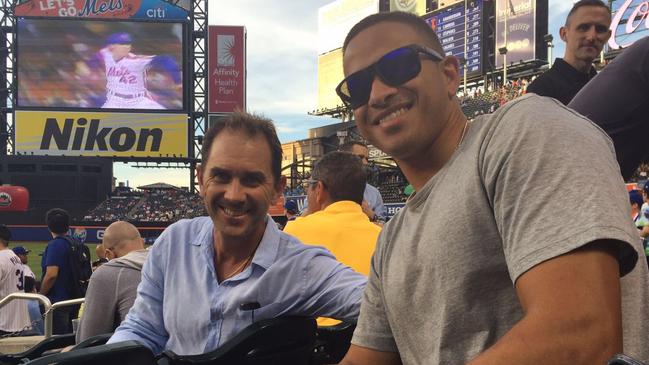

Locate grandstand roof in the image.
[138,182,180,190]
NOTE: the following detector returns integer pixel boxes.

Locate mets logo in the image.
[73,228,88,244]
[0,192,12,207]
[393,0,417,12]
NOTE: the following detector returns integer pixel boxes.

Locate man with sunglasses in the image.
[526,0,611,105]
[337,11,649,365]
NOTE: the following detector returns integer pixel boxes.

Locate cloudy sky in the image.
[115,0,576,189]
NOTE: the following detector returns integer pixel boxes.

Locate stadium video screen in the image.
[16,18,185,111]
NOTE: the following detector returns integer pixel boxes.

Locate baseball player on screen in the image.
[91,32,182,109]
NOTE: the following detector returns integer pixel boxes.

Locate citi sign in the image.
[40,117,162,152]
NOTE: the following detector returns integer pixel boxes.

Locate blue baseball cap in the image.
[630,190,643,208]
[12,246,30,255]
[106,32,132,45]
[284,200,298,214]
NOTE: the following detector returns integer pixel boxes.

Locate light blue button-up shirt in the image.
[108,216,366,355]
[363,183,386,220]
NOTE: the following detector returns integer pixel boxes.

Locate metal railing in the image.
[0,293,84,338]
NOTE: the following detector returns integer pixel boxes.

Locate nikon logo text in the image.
[40,118,162,152]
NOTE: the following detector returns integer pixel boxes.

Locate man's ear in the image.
[559,26,568,42]
[315,181,328,206]
[440,56,461,98]
[196,164,205,197]
[272,175,287,204]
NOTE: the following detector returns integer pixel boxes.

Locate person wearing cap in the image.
[86,31,182,109]
[12,245,35,287]
[284,200,299,222]
[630,190,644,226]
[76,221,149,343]
[0,224,31,335]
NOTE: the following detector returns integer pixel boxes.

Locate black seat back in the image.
[310,322,355,365]
[159,316,317,365]
[69,332,113,350]
[0,334,75,365]
[608,354,649,365]
[24,341,155,365]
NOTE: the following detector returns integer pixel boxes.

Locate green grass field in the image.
[14,242,101,279]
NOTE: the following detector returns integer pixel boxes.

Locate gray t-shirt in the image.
[351,94,649,364]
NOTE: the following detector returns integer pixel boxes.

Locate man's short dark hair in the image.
[339,140,368,153]
[201,111,283,185]
[0,224,10,245]
[566,0,610,25]
[311,151,366,205]
[343,11,444,55]
[46,208,70,235]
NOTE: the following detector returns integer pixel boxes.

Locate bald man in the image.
[76,221,148,343]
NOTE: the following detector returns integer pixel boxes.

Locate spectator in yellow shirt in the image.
[285,151,381,279]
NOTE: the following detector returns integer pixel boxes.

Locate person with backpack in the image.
[40,208,92,334]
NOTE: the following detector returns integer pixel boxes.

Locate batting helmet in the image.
[106,32,133,45]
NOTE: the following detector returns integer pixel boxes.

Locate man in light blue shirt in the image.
[108,111,366,355]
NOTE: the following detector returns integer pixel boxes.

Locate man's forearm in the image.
[39,274,56,295]
[466,312,621,365]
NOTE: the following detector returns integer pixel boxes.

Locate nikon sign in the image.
[16,111,189,158]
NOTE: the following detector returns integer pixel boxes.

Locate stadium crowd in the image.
[82,186,206,223]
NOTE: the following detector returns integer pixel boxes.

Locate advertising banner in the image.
[208,26,246,114]
[317,48,344,110]
[14,0,188,20]
[389,0,427,15]
[609,0,649,49]
[318,0,379,54]
[15,111,189,158]
[495,0,536,68]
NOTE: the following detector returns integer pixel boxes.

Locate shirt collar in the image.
[250,216,280,270]
[553,58,597,82]
[191,216,280,272]
[321,200,363,214]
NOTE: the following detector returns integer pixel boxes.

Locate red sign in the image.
[16,0,140,18]
[14,0,187,20]
[208,26,246,113]
[0,186,29,212]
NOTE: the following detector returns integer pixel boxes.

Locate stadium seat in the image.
[0,334,75,365]
[608,354,649,365]
[69,332,113,350]
[23,341,155,365]
[310,322,356,365]
[158,316,317,365]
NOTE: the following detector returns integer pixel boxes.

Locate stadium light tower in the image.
[501,0,508,85]
[544,34,554,66]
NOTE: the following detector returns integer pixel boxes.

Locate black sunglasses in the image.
[336,44,444,109]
